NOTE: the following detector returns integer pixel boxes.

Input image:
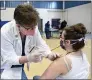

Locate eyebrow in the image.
[24,27,31,29]
[24,26,36,29]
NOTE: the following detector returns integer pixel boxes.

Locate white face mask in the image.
[70,37,85,45]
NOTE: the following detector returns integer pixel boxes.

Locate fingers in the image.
[27,51,44,62]
[33,50,45,58]
[34,55,43,63]
[56,53,61,58]
[49,52,61,61]
[52,53,60,58]
[34,53,42,57]
[52,53,57,58]
[34,57,41,62]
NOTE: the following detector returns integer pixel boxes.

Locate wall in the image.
[65,3,92,33]
[1,8,15,21]
[37,9,63,30]
[1,8,63,31]
[1,3,92,32]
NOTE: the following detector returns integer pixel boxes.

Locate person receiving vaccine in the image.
[37,23,90,79]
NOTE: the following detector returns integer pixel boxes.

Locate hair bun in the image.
[73,23,87,36]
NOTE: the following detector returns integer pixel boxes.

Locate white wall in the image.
[1,3,92,32]
[65,3,92,33]
[1,8,15,21]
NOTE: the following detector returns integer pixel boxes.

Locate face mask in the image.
[60,40,66,50]
[70,38,85,45]
[19,26,35,36]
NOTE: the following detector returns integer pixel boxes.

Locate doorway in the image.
[38,19,43,33]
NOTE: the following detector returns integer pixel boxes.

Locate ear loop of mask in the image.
[66,37,85,55]
[70,37,85,45]
[70,38,85,59]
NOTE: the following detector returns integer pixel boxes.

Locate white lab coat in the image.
[1,20,51,79]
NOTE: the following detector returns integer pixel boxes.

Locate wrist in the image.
[26,54,32,62]
[19,56,28,64]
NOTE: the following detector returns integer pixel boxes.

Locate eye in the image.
[24,27,31,30]
[31,27,36,30]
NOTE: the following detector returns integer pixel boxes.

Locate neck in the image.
[67,48,74,53]
[67,50,82,56]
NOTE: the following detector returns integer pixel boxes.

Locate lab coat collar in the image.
[13,20,20,39]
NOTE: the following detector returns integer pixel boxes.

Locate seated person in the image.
[33,23,90,79]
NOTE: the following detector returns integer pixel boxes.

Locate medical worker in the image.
[1,4,60,79]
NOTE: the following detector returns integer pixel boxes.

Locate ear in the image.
[65,40,70,45]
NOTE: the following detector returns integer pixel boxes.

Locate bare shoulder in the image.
[53,55,72,74]
[40,55,72,79]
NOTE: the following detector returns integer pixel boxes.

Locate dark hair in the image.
[63,23,87,51]
[14,4,39,27]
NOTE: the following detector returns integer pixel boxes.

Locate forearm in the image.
[19,56,28,64]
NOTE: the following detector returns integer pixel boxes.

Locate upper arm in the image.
[40,57,67,79]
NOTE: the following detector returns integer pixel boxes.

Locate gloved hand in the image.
[47,52,61,61]
[27,46,45,63]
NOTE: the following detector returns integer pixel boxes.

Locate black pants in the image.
[45,31,51,39]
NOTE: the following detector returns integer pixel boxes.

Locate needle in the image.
[29,46,35,53]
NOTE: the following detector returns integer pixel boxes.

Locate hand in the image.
[47,52,61,61]
[27,49,45,63]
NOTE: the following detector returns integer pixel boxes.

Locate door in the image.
[38,19,43,32]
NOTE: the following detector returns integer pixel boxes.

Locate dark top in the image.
[60,20,67,30]
[45,22,50,32]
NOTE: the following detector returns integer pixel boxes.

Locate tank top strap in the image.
[63,57,70,72]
